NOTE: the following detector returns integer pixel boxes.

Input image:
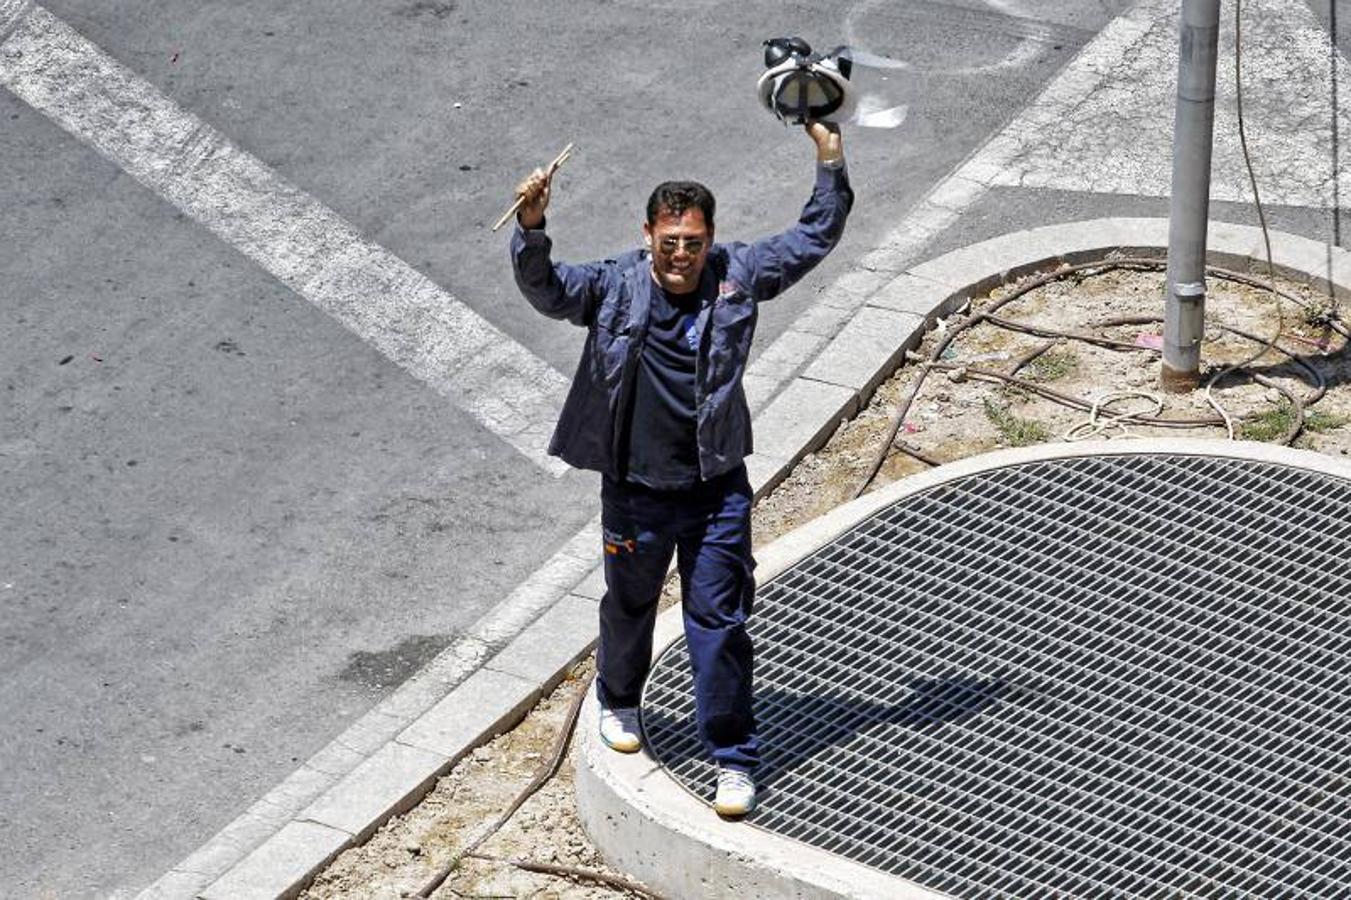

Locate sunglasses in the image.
[656,236,707,255]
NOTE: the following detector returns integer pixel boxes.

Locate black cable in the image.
[1234,0,1275,281]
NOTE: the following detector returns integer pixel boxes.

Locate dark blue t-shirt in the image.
[623,282,705,489]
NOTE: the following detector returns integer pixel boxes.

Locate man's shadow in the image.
[642,671,1015,805]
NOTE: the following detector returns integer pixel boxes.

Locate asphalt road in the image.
[0,0,1180,895]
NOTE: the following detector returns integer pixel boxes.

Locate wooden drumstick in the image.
[492,142,574,232]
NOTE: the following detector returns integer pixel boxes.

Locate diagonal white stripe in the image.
[0,4,570,476]
[0,0,29,42]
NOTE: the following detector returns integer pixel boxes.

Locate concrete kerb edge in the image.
[187,218,1350,899]
[573,219,1351,899]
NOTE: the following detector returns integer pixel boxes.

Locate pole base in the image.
[1160,362,1200,394]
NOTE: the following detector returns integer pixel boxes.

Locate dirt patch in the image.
[305,261,1350,898]
[757,261,1349,542]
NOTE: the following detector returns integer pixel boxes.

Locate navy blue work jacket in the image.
[510,163,853,487]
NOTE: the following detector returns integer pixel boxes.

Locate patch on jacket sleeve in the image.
[718,279,743,298]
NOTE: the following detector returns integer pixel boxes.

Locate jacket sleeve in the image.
[510,221,612,327]
[735,162,855,302]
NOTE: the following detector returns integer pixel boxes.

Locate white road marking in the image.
[0,3,570,476]
[0,0,27,41]
[951,0,1050,75]
[844,0,1055,77]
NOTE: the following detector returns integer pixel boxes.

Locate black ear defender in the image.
[762,36,813,68]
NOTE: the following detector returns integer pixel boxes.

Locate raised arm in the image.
[737,123,854,302]
[508,163,610,326]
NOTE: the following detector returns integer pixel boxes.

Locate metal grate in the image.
[641,453,1351,898]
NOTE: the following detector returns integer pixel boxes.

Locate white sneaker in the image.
[714,767,756,817]
[598,701,641,753]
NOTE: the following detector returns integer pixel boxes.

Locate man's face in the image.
[644,207,712,295]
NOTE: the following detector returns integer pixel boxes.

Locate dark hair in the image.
[646,181,716,230]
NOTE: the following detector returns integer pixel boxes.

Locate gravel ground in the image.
[305,260,1350,899]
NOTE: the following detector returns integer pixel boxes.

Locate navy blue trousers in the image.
[596,465,759,771]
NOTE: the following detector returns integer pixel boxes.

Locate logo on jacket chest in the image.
[680,313,699,352]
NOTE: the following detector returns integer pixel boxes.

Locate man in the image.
[509,123,852,817]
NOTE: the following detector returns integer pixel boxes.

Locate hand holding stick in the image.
[493,142,574,232]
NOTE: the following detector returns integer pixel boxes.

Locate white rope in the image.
[1203,373,1238,440]
[1064,391,1165,442]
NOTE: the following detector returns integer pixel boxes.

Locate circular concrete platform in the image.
[647,444,1351,898]
[577,439,1351,899]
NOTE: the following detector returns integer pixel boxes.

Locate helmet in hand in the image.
[756,37,856,126]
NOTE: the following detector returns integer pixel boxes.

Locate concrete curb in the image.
[155,217,1350,899]
[575,436,1351,900]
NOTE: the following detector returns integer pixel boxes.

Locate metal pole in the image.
[1162,0,1222,392]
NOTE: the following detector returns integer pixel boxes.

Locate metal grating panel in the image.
[642,453,1351,898]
